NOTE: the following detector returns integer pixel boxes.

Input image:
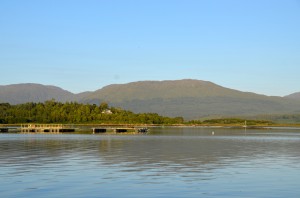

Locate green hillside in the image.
[1,80,300,120]
[80,79,300,119]
[0,83,75,104]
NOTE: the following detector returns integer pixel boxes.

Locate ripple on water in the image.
[1,129,300,198]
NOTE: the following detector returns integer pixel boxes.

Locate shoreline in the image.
[2,123,300,132]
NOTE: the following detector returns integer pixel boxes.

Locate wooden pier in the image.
[0,125,19,133]
[92,127,148,134]
[92,127,135,134]
[0,128,9,132]
[1,124,148,134]
[21,124,75,133]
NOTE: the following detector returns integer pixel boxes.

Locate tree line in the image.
[188,118,274,125]
[0,100,278,125]
[0,100,184,124]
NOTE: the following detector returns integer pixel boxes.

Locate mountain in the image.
[285,92,300,100]
[1,80,300,119]
[80,79,300,119]
[0,83,75,104]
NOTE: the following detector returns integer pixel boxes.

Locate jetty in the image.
[92,127,148,134]
[21,124,75,133]
[0,125,19,133]
[0,127,9,132]
[1,124,148,134]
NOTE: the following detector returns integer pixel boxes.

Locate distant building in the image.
[102,109,112,114]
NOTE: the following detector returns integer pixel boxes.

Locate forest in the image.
[1,100,287,126]
[0,100,184,124]
[200,118,274,125]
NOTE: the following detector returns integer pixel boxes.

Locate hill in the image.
[0,83,75,104]
[1,80,300,120]
[285,92,300,100]
[80,79,300,119]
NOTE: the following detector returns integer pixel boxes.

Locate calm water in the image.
[1,127,300,198]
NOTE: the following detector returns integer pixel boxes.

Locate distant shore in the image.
[1,123,300,129]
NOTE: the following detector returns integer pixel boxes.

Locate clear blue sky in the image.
[1,0,299,96]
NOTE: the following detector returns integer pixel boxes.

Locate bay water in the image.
[1,127,300,197]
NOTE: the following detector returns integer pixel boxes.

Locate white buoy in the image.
[212,131,214,135]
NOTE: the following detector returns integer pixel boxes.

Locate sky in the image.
[0,0,299,96]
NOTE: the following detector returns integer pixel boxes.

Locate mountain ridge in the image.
[285,92,300,100]
[0,83,75,104]
[1,80,300,119]
[84,79,274,101]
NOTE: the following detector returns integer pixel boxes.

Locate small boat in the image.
[137,128,149,133]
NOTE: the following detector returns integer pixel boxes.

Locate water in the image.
[1,127,300,197]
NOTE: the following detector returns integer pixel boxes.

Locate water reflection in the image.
[1,128,300,197]
[1,129,300,170]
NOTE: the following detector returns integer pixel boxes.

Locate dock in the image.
[21,124,75,133]
[92,127,148,134]
[0,128,9,132]
[1,124,148,134]
[0,125,19,133]
[92,127,135,134]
